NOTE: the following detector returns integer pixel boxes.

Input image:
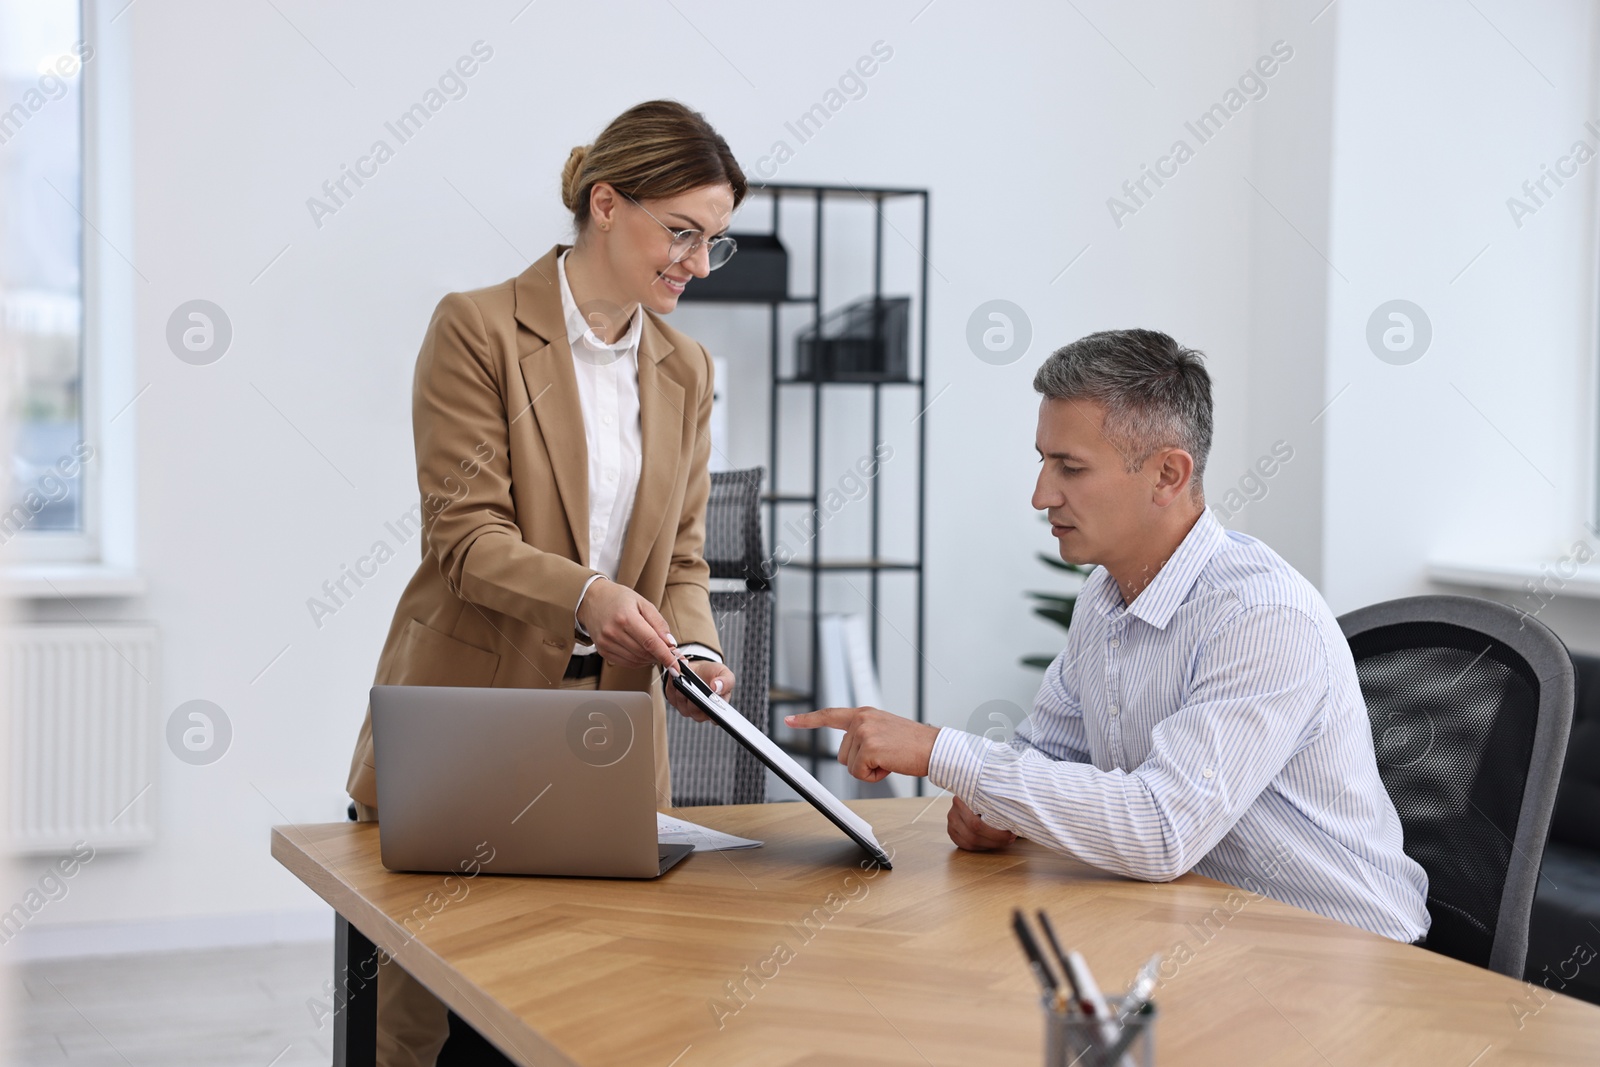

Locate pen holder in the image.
[1042,996,1156,1067]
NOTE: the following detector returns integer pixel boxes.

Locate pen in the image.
[1035,910,1083,1008]
[1118,951,1162,1020]
[1010,909,1063,1008]
[1063,949,1121,1049]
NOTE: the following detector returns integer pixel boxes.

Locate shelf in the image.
[710,179,929,792]
[775,377,922,386]
[749,182,929,201]
[677,293,819,306]
[777,558,921,572]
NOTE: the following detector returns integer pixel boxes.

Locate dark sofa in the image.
[1525,651,1600,1003]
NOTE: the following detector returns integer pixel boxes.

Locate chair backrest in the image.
[668,467,774,807]
[668,589,773,807]
[1550,652,1600,852]
[702,467,768,589]
[1337,594,1574,976]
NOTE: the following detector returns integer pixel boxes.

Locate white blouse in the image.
[557,249,719,664]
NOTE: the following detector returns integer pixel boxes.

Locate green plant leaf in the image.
[1020,654,1056,669]
[1033,605,1075,629]
[1036,552,1092,576]
[1024,544,1088,646]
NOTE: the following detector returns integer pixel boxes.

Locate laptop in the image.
[369,685,693,879]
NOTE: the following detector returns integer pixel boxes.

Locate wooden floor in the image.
[11,942,334,1067]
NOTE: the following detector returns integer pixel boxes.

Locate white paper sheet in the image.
[840,613,882,708]
[656,812,763,852]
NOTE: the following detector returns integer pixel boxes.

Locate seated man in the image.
[788,328,1429,942]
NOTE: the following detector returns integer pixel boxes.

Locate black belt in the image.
[564,652,604,680]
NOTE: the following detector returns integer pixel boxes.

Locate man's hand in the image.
[664,660,735,722]
[947,795,1016,852]
[784,706,940,782]
[575,578,676,670]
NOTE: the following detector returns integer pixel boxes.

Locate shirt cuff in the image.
[574,574,606,640]
[927,727,992,804]
[675,643,722,664]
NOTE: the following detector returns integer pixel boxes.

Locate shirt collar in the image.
[1083,508,1228,629]
[556,248,642,354]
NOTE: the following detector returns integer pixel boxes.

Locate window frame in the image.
[3,0,137,585]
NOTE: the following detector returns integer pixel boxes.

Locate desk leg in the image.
[331,912,513,1066]
[333,914,378,1067]
[438,1011,516,1065]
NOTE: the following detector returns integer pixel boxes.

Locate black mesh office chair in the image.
[1337,594,1574,977]
[701,464,769,590]
[666,466,774,807]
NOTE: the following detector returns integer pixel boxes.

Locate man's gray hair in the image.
[1032,329,1213,493]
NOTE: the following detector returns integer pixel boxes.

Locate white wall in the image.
[1319,2,1600,650]
[24,0,1598,952]
[1237,3,1338,584]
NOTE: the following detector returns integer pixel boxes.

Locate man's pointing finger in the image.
[784,707,855,730]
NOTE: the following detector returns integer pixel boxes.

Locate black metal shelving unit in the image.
[682,181,929,790]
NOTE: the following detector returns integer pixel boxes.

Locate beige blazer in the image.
[346,244,722,807]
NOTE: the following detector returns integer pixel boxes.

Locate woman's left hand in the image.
[665,660,736,722]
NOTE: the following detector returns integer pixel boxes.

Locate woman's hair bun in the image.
[560,145,590,212]
[559,101,747,230]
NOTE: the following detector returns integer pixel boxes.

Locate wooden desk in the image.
[273,796,1600,1066]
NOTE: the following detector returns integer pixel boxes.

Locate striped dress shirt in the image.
[928,508,1430,941]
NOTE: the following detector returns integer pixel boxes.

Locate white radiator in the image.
[6,624,157,853]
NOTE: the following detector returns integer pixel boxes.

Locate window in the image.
[1,1,96,563]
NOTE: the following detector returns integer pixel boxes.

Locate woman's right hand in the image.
[575,577,678,670]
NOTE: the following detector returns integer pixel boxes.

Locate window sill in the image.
[1,563,146,599]
[1427,558,1600,601]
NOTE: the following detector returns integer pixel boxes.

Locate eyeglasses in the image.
[622,193,738,271]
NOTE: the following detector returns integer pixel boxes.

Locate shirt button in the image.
[1202,767,1215,780]
[603,414,614,426]
[607,471,617,482]
[1108,705,1119,717]
[1109,638,1120,649]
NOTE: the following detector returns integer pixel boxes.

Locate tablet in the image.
[669,660,892,869]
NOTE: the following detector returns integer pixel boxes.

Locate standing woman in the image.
[344,100,745,1066]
